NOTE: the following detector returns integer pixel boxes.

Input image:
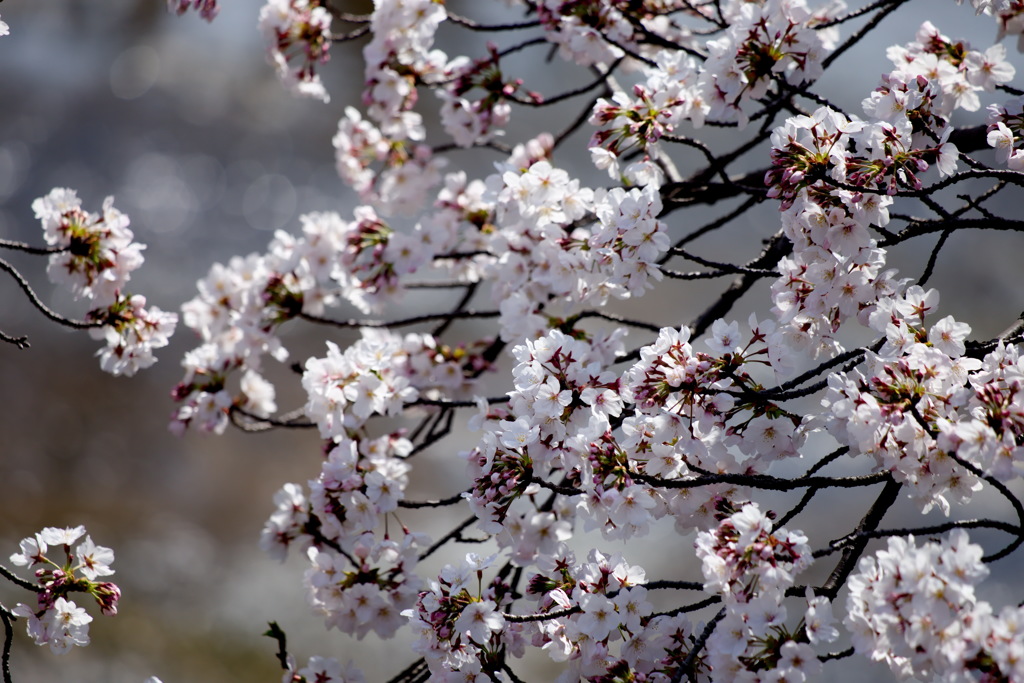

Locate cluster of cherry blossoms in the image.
[586,0,844,181]
[6,526,118,655]
[696,501,823,679]
[957,1,1024,48]
[759,10,1020,365]
[438,45,526,148]
[846,530,1024,681]
[332,107,445,215]
[536,0,638,68]
[283,654,366,683]
[171,204,495,434]
[167,0,218,22]
[259,0,333,103]
[30,189,178,376]
[258,434,425,659]
[406,549,673,682]
[987,95,1024,168]
[818,285,1024,514]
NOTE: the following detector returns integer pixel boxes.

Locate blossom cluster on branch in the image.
[2,526,119,657]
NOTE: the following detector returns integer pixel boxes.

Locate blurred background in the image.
[0,1,1021,681]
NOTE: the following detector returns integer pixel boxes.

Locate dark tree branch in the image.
[819,477,902,600]
[0,258,103,331]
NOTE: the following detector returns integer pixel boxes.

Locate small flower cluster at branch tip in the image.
[536,0,638,68]
[884,21,1016,116]
[821,285,1024,514]
[522,548,674,681]
[696,500,812,604]
[259,0,332,102]
[302,329,492,438]
[484,159,669,341]
[585,0,844,179]
[956,0,1015,15]
[259,430,427,640]
[702,0,839,127]
[363,0,447,142]
[7,526,119,654]
[406,552,514,680]
[333,107,445,217]
[695,500,820,679]
[32,189,177,376]
[166,0,218,22]
[303,532,423,640]
[282,654,366,683]
[987,95,1024,168]
[846,530,1024,681]
[172,203,496,435]
[261,475,426,640]
[589,84,683,186]
[439,44,527,148]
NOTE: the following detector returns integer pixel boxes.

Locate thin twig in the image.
[0,258,102,330]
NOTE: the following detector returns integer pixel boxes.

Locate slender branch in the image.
[0,239,66,255]
[405,280,475,289]
[0,257,102,330]
[529,477,584,496]
[229,406,314,431]
[385,657,430,683]
[419,516,478,562]
[299,309,499,329]
[575,309,664,332]
[404,409,455,460]
[0,564,40,593]
[0,606,12,683]
[492,36,547,61]
[446,12,541,31]
[263,621,292,673]
[659,267,741,280]
[646,579,705,591]
[772,445,857,530]
[668,248,779,277]
[819,476,902,599]
[515,59,622,107]
[816,0,900,28]
[410,396,510,408]
[553,90,612,150]
[432,282,477,337]
[686,232,791,339]
[879,216,1024,246]
[815,518,1024,559]
[821,0,909,71]
[632,469,888,492]
[918,226,954,286]
[502,605,580,623]
[501,662,527,683]
[820,646,855,662]
[0,331,29,350]
[397,490,468,509]
[674,607,725,683]
[665,196,761,253]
